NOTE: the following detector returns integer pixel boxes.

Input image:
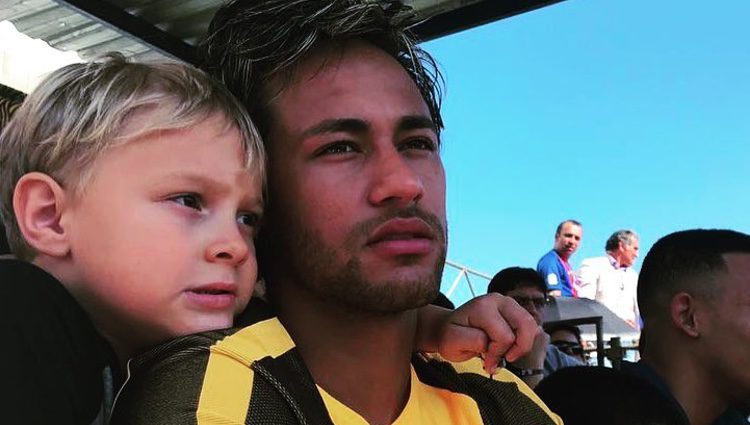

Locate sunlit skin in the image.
[554,222,582,261]
[44,113,262,360]
[616,238,640,267]
[261,42,446,425]
[694,254,750,418]
[644,253,750,425]
[506,286,546,326]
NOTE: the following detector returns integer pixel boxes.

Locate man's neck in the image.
[273,282,417,425]
[555,249,569,262]
[644,351,728,425]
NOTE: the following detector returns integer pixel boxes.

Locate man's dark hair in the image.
[487,267,547,295]
[638,229,750,326]
[201,0,443,141]
[546,323,582,343]
[555,219,581,236]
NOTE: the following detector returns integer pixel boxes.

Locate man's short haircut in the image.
[605,229,638,252]
[487,267,547,295]
[638,229,750,326]
[0,53,264,260]
[555,219,582,236]
[546,322,582,343]
[201,0,443,141]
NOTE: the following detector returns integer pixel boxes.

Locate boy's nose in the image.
[205,226,249,266]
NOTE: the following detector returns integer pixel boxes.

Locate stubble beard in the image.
[275,208,447,315]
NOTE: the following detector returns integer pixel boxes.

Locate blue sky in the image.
[427,0,750,304]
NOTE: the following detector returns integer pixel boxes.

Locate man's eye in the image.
[237,212,261,228]
[317,141,358,156]
[400,137,437,152]
[170,194,203,210]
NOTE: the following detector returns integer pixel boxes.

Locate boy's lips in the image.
[366,217,435,256]
[184,282,237,310]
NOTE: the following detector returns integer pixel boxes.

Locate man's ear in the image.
[670,292,701,338]
[13,172,71,258]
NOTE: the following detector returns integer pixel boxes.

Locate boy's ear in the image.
[13,172,71,258]
[670,292,701,338]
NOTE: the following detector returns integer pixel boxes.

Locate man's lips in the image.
[184,283,237,310]
[366,217,436,256]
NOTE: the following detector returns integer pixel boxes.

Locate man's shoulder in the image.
[537,250,560,268]
[413,355,563,425]
[112,317,315,425]
[581,256,609,265]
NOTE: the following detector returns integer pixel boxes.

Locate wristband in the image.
[506,364,544,377]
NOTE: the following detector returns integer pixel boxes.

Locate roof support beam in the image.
[413,0,565,41]
[56,0,197,63]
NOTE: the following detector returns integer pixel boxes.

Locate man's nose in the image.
[367,149,424,207]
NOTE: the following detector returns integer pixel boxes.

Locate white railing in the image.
[443,260,491,301]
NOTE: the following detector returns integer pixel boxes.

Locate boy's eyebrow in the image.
[162,172,262,206]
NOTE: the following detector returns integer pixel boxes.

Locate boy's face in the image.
[62,113,262,356]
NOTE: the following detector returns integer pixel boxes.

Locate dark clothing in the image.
[0,259,115,425]
[536,365,688,425]
[111,298,562,425]
[620,361,690,423]
[622,361,748,425]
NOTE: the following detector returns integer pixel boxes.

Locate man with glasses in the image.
[488,267,583,387]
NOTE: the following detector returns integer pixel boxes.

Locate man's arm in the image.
[415,294,538,374]
[537,254,563,297]
[577,258,600,299]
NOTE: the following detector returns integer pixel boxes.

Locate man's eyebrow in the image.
[398,115,437,133]
[301,118,369,138]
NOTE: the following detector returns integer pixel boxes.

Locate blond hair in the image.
[0,53,265,260]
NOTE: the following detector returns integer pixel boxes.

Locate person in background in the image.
[538,219,583,297]
[536,229,750,425]
[578,229,640,329]
[547,323,587,364]
[489,267,583,388]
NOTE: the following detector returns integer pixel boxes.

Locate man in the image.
[578,229,640,329]
[547,323,587,364]
[110,1,562,424]
[488,267,583,388]
[536,229,750,425]
[538,220,583,297]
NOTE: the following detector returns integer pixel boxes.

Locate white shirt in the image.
[577,255,640,329]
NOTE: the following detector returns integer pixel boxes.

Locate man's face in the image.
[554,222,582,260]
[618,237,640,267]
[263,42,446,314]
[699,253,750,403]
[506,286,546,326]
[62,113,261,356]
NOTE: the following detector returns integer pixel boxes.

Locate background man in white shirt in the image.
[578,229,640,329]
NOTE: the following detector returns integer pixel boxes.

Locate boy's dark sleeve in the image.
[0,259,109,425]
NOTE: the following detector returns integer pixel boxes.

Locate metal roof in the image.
[1,0,563,64]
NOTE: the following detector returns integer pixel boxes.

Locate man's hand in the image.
[415,294,539,375]
[508,330,549,388]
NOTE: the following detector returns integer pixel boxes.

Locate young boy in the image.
[0,53,265,424]
[0,55,536,424]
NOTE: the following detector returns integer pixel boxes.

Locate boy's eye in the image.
[400,137,437,152]
[316,141,358,156]
[237,212,261,228]
[170,194,203,210]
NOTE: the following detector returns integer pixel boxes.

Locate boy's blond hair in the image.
[0,53,265,260]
